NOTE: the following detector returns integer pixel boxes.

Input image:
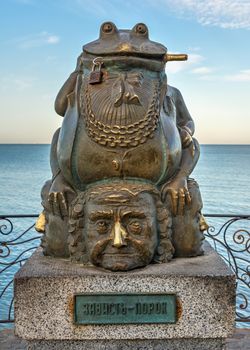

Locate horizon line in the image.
[0,143,250,146]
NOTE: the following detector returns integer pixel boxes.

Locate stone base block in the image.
[4,328,250,350]
[14,242,235,344]
[0,329,226,350]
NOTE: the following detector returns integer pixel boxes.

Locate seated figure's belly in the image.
[70,115,182,189]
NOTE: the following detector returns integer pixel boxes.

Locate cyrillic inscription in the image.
[74,294,176,324]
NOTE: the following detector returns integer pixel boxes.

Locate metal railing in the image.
[0,214,249,326]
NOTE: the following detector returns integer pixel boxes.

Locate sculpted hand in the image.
[48,177,76,219]
[161,177,191,216]
[48,191,69,218]
[179,127,193,148]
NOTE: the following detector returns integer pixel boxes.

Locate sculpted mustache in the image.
[90,237,150,265]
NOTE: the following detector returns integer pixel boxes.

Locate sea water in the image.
[1,144,250,215]
[0,144,250,328]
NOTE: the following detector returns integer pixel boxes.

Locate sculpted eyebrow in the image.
[89,211,113,221]
[121,211,146,219]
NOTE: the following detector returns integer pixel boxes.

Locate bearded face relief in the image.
[84,190,157,271]
[81,67,162,148]
[170,179,208,258]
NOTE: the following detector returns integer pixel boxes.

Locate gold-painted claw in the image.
[35,212,46,233]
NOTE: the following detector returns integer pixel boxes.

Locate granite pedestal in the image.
[14,241,235,349]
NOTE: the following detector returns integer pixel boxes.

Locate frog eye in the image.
[101,22,116,34]
[134,23,148,35]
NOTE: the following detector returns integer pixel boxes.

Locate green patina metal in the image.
[74,293,176,325]
[37,22,208,271]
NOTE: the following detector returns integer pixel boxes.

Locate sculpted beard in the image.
[81,76,160,148]
[82,74,158,125]
[90,232,155,271]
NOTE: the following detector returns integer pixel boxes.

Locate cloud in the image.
[17,31,60,49]
[75,0,109,16]
[188,68,250,82]
[0,75,35,91]
[188,46,201,52]
[166,53,204,73]
[160,0,250,30]
[191,66,215,75]
[225,69,250,81]
[198,75,219,81]
[13,78,34,89]
[46,36,60,44]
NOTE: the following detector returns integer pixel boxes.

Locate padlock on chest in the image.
[89,57,103,84]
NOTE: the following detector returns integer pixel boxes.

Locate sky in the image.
[0,0,250,144]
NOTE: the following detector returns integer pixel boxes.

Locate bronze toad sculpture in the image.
[36,22,208,271]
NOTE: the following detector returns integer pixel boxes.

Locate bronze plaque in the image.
[74,293,176,324]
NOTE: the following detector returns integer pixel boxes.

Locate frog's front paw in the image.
[48,192,68,218]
